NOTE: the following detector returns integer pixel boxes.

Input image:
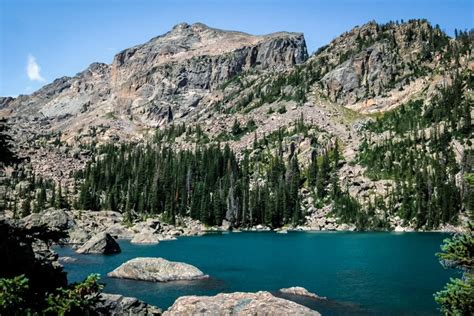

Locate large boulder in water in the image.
[163,291,321,315]
[76,232,121,254]
[107,257,208,282]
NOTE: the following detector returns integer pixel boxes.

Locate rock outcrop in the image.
[95,293,161,316]
[67,210,131,244]
[314,20,449,110]
[163,291,320,315]
[21,208,75,232]
[107,257,208,282]
[76,232,121,254]
[279,286,326,299]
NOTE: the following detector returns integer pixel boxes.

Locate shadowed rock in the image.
[76,232,121,254]
[96,293,161,315]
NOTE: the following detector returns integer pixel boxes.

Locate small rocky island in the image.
[108,257,209,282]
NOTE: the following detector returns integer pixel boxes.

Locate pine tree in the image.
[21,196,31,217]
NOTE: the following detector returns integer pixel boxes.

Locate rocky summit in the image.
[3,23,307,138]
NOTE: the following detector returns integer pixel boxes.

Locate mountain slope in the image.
[0,20,472,231]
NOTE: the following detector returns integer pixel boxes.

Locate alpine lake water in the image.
[56,231,455,315]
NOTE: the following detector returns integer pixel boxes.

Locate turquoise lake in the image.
[56,232,455,315]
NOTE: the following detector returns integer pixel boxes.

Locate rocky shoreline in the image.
[13,208,465,252]
[3,208,459,315]
[1,215,325,315]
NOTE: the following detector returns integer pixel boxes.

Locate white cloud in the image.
[26,54,45,82]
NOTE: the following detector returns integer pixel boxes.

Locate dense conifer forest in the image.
[71,117,356,228]
[359,73,473,229]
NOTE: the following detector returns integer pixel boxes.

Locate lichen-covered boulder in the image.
[163,291,320,315]
[107,257,208,282]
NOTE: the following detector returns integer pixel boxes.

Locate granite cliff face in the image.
[4,22,307,132]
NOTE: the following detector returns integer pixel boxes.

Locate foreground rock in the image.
[108,257,208,282]
[163,291,320,315]
[76,232,121,254]
[279,286,326,300]
[95,293,161,316]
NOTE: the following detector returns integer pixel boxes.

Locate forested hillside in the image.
[0,19,472,231]
[72,116,359,228]
[358,72,473,229]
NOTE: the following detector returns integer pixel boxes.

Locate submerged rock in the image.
[279,286,326,300]
[96,293,161,315]
[58,256,77,263]
[107,257,208,282]
[76,232,121,254]
[163,291,320,315]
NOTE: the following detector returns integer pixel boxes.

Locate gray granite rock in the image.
[279,286,326,299]
[76,232,121,254]
[95,293,161,315]
[163,291,320,315]
[108,257,208,282]
[22,209,74,232]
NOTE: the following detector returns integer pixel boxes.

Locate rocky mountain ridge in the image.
[2,22,307,138]
[1,19,472,232]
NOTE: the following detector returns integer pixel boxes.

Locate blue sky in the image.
[1,0,472,97]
